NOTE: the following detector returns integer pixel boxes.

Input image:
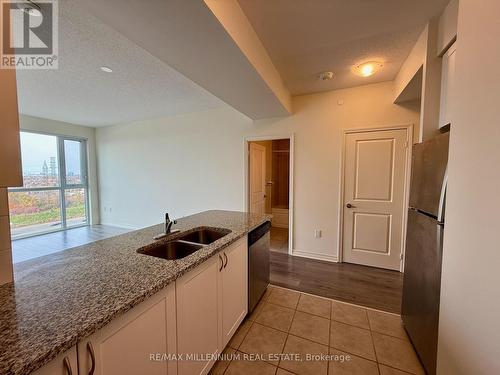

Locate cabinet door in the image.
[176,255,221,375]
[32,346,77,375]
[439,42,457,128]
[0,68,22,187]
[220,236,248,347]
[78,283,176,375]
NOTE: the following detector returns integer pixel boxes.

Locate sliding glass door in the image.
[8,131,89,239]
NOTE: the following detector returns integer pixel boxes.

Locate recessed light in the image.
[100,66,113,73]
[354,61,383,77]
[317,71,334,81]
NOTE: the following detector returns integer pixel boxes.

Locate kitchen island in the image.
[0,210,270,375]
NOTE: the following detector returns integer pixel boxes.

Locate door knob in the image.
[346,203,355,208]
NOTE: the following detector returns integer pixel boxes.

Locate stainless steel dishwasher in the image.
[248,221,271,313]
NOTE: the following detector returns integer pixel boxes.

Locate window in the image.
[8,131,89,239]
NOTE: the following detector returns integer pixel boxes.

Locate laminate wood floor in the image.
[270,226,288,253]
[12,225,131,264]
[270,251,403,314]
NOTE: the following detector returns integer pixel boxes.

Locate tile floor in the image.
[270,227,289,253]
[211,285,424,375]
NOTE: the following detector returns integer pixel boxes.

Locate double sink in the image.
[137,227,231,260]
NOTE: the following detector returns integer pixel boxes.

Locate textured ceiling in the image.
[238,0,450,95]
[15,0,223,127]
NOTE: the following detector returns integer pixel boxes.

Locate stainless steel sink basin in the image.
[178,227,231,245]
[137,240,203,260]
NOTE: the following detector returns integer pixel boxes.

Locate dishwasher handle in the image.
[248,221,271,246]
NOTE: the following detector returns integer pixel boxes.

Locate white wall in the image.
[96,107,252,229]
[96,81,419,259]
[437,0,500,374]
[19,115,100,224]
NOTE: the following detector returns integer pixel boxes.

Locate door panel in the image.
[409,132,449,216]
[353,213,391,253]
[355,139,394,201]
[78,284,176,375]
[176,256,220,375]
[221,238,248,347]
[249,143,266,214]
[402,209,443,375]
[33,347,78,375]
[343,129,408,270]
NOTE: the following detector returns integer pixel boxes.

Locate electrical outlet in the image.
[314,229,322,238]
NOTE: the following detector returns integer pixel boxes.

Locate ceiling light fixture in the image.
[354,61,383,77]
[100,66,113,73]
[317,71,334,81]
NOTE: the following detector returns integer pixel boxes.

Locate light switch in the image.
[314,229,322,238]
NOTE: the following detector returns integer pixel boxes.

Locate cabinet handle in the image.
[218,254,223,272]
[223,252,228,268]
[87,341,96,375]
[63,356,73,375]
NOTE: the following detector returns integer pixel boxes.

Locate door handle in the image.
[346,203,356,208]
[87,342,96,375]
[218,254,223,272]
[223,252,228,269]
[63,357,73,375]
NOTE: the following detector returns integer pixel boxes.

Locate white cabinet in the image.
[77,283,177,375]
[32,347,77,375]
[176,255,221,375]
[220,237,248,348]
[35,236,248,375]
[176,236,248,375]
[439,41,457,128]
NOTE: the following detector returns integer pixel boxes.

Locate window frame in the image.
[8,130,90,239]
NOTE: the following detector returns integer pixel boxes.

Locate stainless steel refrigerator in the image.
[402,131,449,375]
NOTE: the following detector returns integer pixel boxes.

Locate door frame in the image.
[337,124,413,272]
[244,134,294,255]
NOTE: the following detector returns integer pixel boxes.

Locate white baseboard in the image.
[291,249,339,263]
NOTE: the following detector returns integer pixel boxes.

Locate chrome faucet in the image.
[154,212,179,240]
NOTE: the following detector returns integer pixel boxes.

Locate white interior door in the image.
[342,128,409,271]
[249,143,266,214]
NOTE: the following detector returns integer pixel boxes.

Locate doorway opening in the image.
[247,136,293,254]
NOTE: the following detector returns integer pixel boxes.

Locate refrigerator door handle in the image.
[437,167,448,224]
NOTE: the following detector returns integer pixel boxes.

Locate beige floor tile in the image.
[276,368,295,375]
[297,294,331,319]
[239,323,287,365]
[209,347,235,375]
[280,335,329,375]
[368,310,408,340]
[330,321,376,361]
[255,302,295,332]
[268,287,300,309]
[290,311,330,345]
[379,364,414,375]
[332,301,370,329]
[262,286,275,301]
[228,320,253,349]
[248,300,266,321]
[329,348,379,375]
[372,332,425,374]
[225,353,277,375]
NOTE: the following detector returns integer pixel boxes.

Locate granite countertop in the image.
[0,210,271,375]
